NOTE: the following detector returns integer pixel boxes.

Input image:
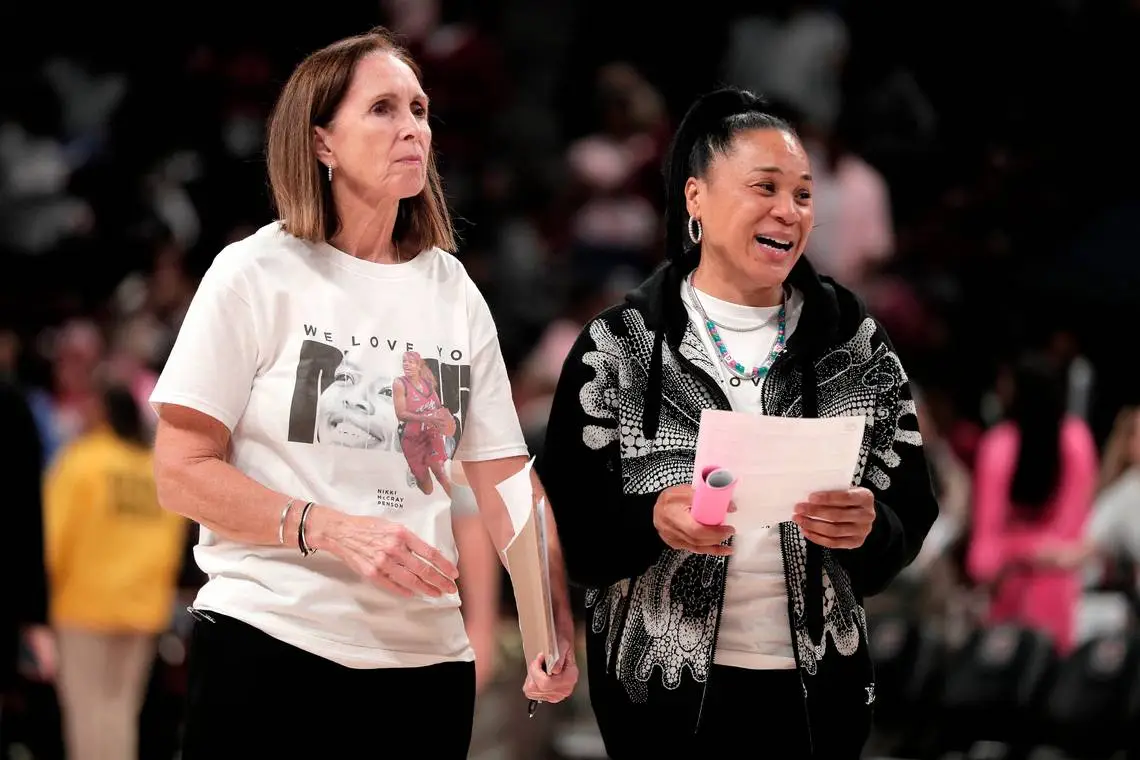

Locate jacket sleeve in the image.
[836,324,939,597]
[537,315,667,589]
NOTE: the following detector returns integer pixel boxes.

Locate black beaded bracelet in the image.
[297,501,316,556]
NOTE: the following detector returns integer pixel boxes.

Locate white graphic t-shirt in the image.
[681,279,804,670]
[151,223,528,668]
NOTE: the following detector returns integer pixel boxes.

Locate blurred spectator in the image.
[1088,416,1140,557]
[1044,326,1096,424]
[513,272,631,452]
[1098,406,1140,493]
[110,230,196,371]
[142,153,203,254]
[967,354,1098,653]
[0,365,53,709]
[1051,408,1140,588]
[382,0,510,223]
[144,235,196,337]
[798,113,895,295]
[721,0,849,133]
[478,183,562,365]
[105,315,164,433]
[44,383,186,760]
[41,56,127,160]
[27,318,104,467]
[561,62,669,283]
[0,105,94,256]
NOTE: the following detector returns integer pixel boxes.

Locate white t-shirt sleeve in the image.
[453,278,528,462]
[150,257,260,432]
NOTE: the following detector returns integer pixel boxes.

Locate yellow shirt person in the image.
[45,423,186,634]
[44,385,189,760]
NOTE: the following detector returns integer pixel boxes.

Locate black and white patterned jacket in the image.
[539,255,938,757]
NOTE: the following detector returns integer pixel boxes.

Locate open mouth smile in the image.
[755,235,794,253]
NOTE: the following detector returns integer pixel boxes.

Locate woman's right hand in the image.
[652,485,735,556]
[309,508,459,598]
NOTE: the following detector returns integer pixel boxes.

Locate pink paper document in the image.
[692,410,867,531]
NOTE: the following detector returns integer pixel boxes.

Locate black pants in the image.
[181,612,475,759]
[599,667,813,759]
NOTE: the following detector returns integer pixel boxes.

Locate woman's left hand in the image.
[793,487,877,549]
[523,637,579,704]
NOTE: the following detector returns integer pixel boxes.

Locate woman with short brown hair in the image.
[151,27,577,758]
[265,29,455,253]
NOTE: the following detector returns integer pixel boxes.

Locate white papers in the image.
[692,410,867,532]
[494,458,560,671]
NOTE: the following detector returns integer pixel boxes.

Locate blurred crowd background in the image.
[3,1,1140,758]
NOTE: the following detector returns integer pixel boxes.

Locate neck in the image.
[328,188,402,264]
[691,259,784,307]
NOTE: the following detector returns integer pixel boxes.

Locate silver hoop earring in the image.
[327,164,333,181]
[688,215,702,245]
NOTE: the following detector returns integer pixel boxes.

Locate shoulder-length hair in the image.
[266,26,456,253]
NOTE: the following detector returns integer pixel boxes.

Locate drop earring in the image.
[327,164,333,181]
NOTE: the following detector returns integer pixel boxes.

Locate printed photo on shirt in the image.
[285,330,470,496]
[394,351,455,497]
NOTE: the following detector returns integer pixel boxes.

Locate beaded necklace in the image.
[686,273,786,381]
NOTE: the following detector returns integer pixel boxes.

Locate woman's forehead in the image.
[718,129,811,179]
[344,51,427,104]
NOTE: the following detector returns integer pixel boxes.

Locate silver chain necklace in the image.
[686,274,782,333]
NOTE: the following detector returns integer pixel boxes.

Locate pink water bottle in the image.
[690,465,737,526]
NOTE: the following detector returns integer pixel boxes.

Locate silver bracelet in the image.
[277,498,297,546]
[298,501,317,557]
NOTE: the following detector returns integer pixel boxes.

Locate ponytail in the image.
[1008,354,1067,514]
